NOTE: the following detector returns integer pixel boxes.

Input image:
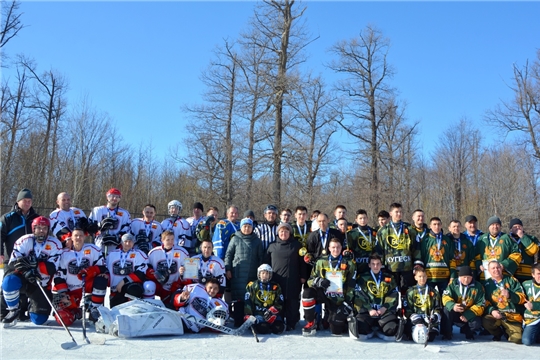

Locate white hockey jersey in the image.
[106,248,148,290]
[178,283,229,332]
[161,217,194,248]
[147,245,189,291]
[190,254,226,288]
[129,218,163,247]
[49,207,87,237]
[89,205,131,252]
[10,234,63,287]
[55,244,104,292]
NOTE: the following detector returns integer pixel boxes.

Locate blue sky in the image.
[3,1,540,161]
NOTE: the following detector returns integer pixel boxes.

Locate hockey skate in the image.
[302,320,317,336]
[2,308,20,328]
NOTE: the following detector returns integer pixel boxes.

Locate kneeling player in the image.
[53,225,108,325]
[2,217,63,327]
[302,238,356,336]
[244,264,285,335]
[405,268,442,343]
[352,253,399,340]
[172,279,229,332]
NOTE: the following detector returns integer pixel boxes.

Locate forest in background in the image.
[1,1,540,231]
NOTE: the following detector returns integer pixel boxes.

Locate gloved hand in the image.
[430,312,440,325]
[77,265,100,280]
[312,277,331,290]
[101,234,119,246]
[100,217,116,232]
[410,313,424,325]
[136,241,150,254]
[15,255,37,273]
[75,217,89,231]
[205,216,215,227]
[86,220,99,235]
[263,306,279,324]
[154,269,170,285]
[24,268,42,284]
[342,249,354,260]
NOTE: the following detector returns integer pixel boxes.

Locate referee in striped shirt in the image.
[255,205,279,251]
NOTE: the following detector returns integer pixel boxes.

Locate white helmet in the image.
[257,264,273,283]
[411,324,429,344]
[207,305,228,326]
[168,200,182,215]
[143,281,156,299]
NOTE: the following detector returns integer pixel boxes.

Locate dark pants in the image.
[442,307,480,337]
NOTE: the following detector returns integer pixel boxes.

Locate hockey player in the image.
[255,205,279,252]
[212,205,239,260]
[375,210,390,232]
[49,192,89,246]
[52,224,107,324]
[463,215,483,247]
[475,216,521,280]
[447,220,476,276]
[352,253,399,341]
[106,233,148,308]
[408,209,429,245]
[89,188,131,256]
[161,200,194,252]
[405,268,442,343]
[188,239,226,292]
[482,260,526,344]
[507,218,539,283]
[194,207,218,251]
[413,217,456,293]
[346,209,381,275]
[129,204,163,254]
[441,266,485,340]
[186,202,205,238]
[146,230,188,303]
[522,263,540,346]
[377,203,415,290]
[291,206,311,249]
[330,205,348,229]
[2,216,63,326]
[244,264,285,334]
[302,237,356,336]
[172,279,229,333]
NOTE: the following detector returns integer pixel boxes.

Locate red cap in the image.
[106,188,121,197]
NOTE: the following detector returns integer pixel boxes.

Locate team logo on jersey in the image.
[429,245,445,262]
[485,246,502,259]
[214,301,221,306]
[117,211,124,216]
[173,223,178,227]
[209,264,214,270]
[366,280,390,298]
[386,234,410,250]
[357,237,374,251]
[491,288,509,308]
[74,210,80,215]
[412,293,432,311]
[152,224,157,229]
[45,245,51,250]
[84,249,91,255]
[130,253,136,258]
[174,252,180,258]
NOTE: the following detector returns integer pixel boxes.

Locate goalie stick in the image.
[395,291,406,342]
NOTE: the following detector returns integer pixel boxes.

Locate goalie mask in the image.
[207,305,228,326]
[257,264,273,283]
[168,200,182,216]
[411,324,429,344]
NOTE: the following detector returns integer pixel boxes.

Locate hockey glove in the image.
[430,312,441,325]
[342,249,354,260]
[204,216,215,227]
[75,217,89,231]
[23,268,42,284]
[101,234,119,246]
[100,217,116,232]
[14,256,36,273]
[263,306,279,324]
[155,269,170,285]
[136,241,150,254]
[86,220,99,235]
[77,265,101,280]
[312,277,331,290]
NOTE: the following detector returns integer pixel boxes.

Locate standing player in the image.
[129,204,163,254]
[408,209,429,245]
[172,279,229,333]
[212,205,239,260]
[463,215,483,247]
[52,224,107,324]
[346,209,381,275]
[49,192,89,245]
[375,210,390,232]
[447,220,476,276]
[161,200,194,252]
[106,233,148,308]
[146,230,188,303]
[2,217,63,326]
[291,206,311,249]
[89,188,131,256]
[244,264,285,335]
[186,202,205,239]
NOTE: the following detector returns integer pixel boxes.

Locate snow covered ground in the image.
[1,269,538,359]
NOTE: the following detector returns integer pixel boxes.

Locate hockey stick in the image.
[125,295,256,335]
[395,291,406,342]
[424,308,434,348]
[36,281,79,350]
[250,325,259,342]
[81,275,91,344]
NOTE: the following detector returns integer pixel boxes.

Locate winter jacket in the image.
[0,204,39,262]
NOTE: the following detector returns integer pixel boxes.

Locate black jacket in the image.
[0,204,39,261]
[265,236,307,300]
[306,228,344,260]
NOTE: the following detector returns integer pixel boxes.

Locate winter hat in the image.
[486,216,501,228]
[264,205,278,214]
[240,218,253,227]
[121,233,135,242]
[16,188,33,202]
[458,266,473,277]
[464,215,477,223]
[193,202,204,212]
[244,210,255,218]
[508,218,523,230]
[277,222,293,233]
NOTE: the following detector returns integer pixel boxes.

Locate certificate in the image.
[325,271,343,294]
[483,260,492,280]
[183,258,200,280]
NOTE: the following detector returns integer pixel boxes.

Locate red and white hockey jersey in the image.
[177,283,229,332]
[49,207,87,237]
[54,244,104,292]
[147,245,189,291]
[106,248,148,290]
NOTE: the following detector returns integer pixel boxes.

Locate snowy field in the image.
[1,268,538,359]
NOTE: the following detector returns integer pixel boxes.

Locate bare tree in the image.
[1,0,24,63]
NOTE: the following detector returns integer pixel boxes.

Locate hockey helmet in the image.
[411,324,429,344]
[257,264,273,283]
[32,216,50,232]
[168,200,182,214]
[106,188,122,197]
[207,305,228,326]
[143,281,156,299]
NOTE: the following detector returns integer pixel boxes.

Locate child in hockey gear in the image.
[106,233,148,308]
[482,260,526,344]
[146,230,188,303]
[352,253,399,341]
[172,278,229,332]
[244,264,285,334]
[442,265,485,340]
[405,268,442,343]
[2,216,63,326]
[52,226,108,325]
[302,238,355,336]
[522,263,540,346]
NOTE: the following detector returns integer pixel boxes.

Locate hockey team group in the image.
[1,188,540,347]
